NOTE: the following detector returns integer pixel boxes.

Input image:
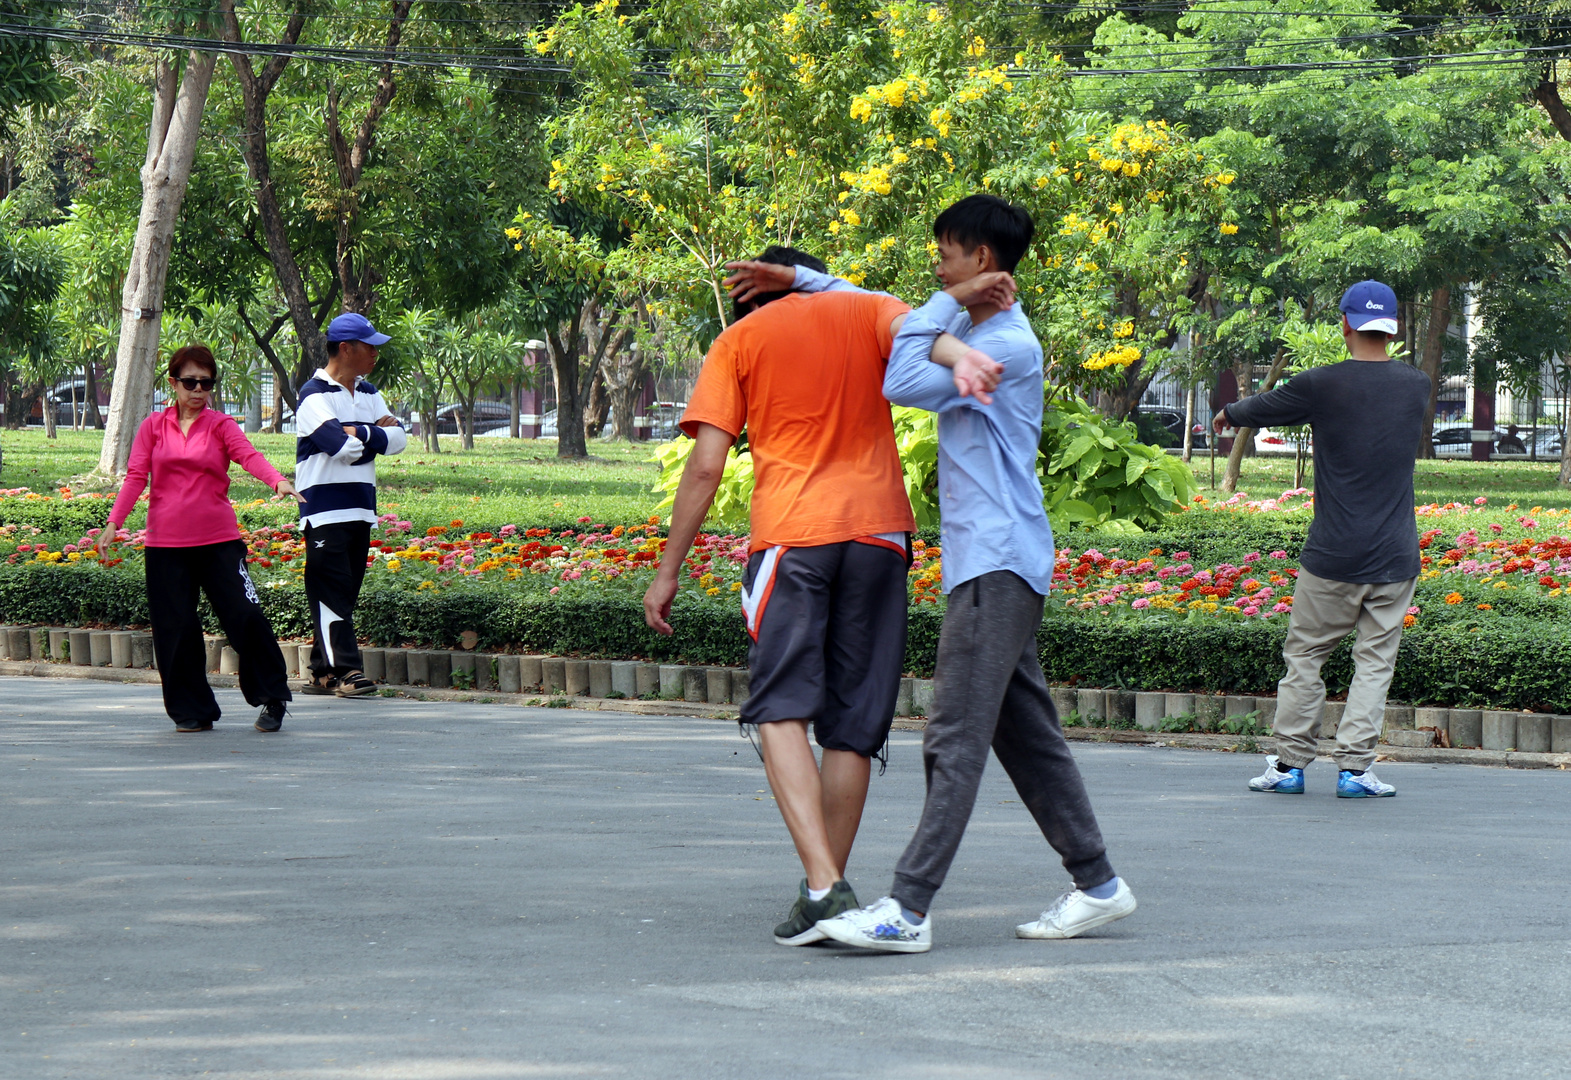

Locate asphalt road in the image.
[3,676,1569,1080]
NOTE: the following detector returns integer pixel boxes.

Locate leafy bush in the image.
[1040,397,1198,531]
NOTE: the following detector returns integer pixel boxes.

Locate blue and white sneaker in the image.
[1337,769,1396,798]
[1248,755,1305,794]
[816,896,931,953]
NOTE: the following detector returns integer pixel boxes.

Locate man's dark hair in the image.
[733,245,827,322]
[932,194,1034,273]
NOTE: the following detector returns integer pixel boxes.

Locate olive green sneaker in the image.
[773,878,859,946]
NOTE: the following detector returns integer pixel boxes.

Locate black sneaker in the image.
[255,701,286,733]
[773,879,859,946]
[173,719,214,732]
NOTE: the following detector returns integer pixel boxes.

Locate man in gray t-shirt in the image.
[1215,280,1431,799]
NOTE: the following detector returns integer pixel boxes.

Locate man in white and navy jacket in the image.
[296,313,407,696]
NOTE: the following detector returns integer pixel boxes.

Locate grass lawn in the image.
[6,429,1571,529]
[1185,451,1571,509]
[0,429,665,526]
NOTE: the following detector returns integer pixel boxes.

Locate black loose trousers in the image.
[303,521,371,678]
[144,540,292,726]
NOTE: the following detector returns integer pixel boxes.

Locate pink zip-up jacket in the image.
[108,405,286,548]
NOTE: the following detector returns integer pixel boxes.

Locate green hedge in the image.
[6,561,1569,710]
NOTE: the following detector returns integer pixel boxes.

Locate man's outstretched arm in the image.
[644,422,734,635]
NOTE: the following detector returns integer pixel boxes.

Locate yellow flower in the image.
[840,208,861,227]
[386,558,402,572]
[927,6,942,21]
[1219,223,1239,235]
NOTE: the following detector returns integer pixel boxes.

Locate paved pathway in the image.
[3,676,1569,1079]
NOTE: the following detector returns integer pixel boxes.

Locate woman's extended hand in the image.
[95,527,115,563]
[275,479,306,505]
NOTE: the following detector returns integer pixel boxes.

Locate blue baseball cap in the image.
[326,312,391,346]
[1339,280,1399,334]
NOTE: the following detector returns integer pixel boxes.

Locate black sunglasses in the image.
[173,376,217,391]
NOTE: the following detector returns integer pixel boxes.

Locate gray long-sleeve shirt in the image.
[1224,359,1431,584]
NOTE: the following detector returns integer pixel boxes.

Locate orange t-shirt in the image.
[681,290,916,551]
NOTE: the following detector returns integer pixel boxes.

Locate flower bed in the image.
[4,489,1571,709]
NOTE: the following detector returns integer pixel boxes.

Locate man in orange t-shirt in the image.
[643,246,934,946]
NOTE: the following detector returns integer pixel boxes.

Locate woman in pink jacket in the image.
[97,345,301,733]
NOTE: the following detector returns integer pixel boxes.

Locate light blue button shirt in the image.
[792,267,1055,595]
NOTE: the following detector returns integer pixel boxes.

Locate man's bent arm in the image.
[886,292,991,411]
[793,268,992,391]
[644,423,733,635]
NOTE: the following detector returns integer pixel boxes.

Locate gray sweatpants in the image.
[891,570,1116,914]
[1272,568,1417,772]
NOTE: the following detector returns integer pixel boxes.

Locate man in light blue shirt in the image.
[754,194,1136,953]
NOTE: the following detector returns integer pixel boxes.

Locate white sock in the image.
[807,884,832,902]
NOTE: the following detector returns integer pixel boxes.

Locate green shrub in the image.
[0,497,114,536]
[5,562,1567,711]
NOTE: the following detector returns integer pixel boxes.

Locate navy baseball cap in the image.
[326,312,391,346]
[1339,280,1399,334]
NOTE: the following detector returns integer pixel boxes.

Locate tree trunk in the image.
[219,2,330,376]
[584,368,609,445]
[40,382,56,439]
[269,373,284,433]
[1220,346,1290,493]
[548,326,586,458]
[84,361,103,429]
[93,49,216,480]
[1535,78,1571,141]
[323,3,412,315]
[1416,285,1451,460]
[1181,384,1195,463]
[509,375,521,439]
[460,389,476,451]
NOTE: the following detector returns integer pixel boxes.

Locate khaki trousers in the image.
[1272,569,1416,771]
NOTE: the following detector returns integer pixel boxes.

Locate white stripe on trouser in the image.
[318,601,343,668]
[740,545,785,637]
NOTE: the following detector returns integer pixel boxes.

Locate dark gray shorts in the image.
[739,538,909,758]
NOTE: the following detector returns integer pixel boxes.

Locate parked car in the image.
[479,408,557,438]
[28,377,98,428]
[1528,429,1565,458]
[433,400,511,436]
[1139,406,1208,450]
[1432,426,1506,458]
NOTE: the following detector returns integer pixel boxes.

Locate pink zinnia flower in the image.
[1243,552,1261,563]
[549,586,560,595]
[1271,602,1291,613]
[1489,523,1503,534]
[460,555,475,566]
[1474,496,1488,505]
[1407,606,1420,616]
[1269,550,1287,559]
[1241,606,1259,616]
[1143,581,1162,594]
[1131,598,1150,610]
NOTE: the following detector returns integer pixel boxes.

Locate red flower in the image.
[1540,575,1557,588]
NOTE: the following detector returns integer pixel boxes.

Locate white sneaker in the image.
[1016,879,1137,939]
[1337,768,1396,798]
[816,896,932,953]
[1248,754,1305,794]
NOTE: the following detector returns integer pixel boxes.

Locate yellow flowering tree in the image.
[530,0,1238,408]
